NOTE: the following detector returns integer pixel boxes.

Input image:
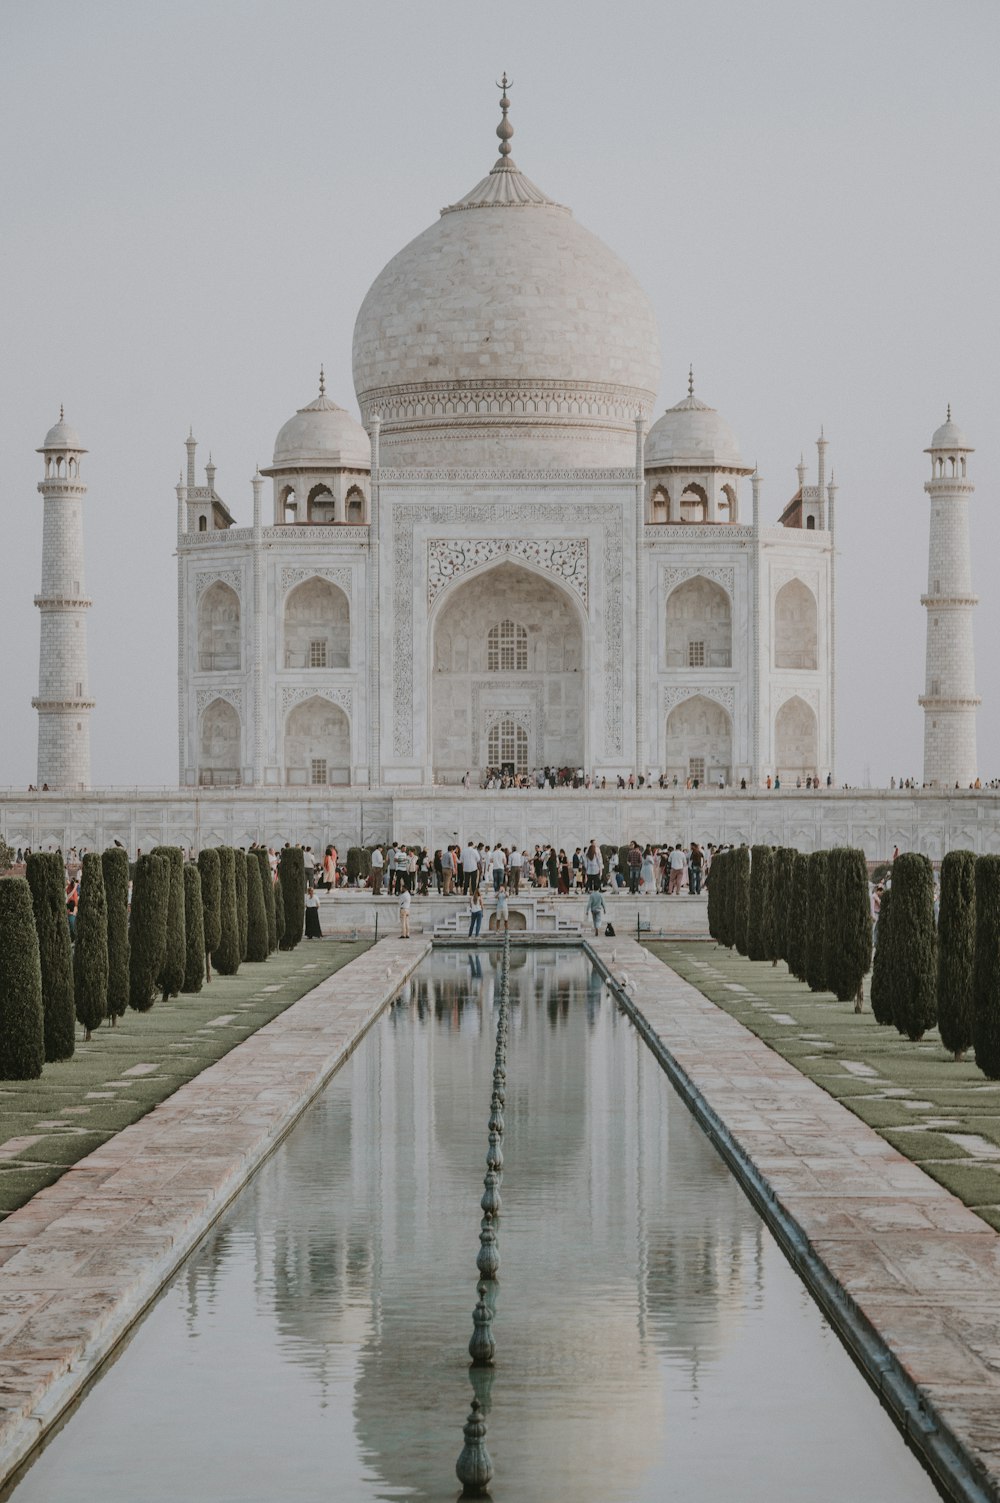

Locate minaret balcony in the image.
[918,694,981,710]
[919,593,978,608]
[34,594,93,610]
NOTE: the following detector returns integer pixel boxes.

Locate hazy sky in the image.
[2,0,997,789]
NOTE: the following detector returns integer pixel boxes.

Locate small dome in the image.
[39,412,85,452]
[645,386,745,470]
[927,409,973,453]
[272,388,370,470]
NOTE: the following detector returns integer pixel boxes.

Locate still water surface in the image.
[9,949,939,1502]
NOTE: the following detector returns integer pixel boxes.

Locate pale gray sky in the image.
[1,0,997,788]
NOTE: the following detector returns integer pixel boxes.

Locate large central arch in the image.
[430,561,585,781]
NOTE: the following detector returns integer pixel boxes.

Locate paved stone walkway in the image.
[590,938,1000,1503]
[0,938,430,1489]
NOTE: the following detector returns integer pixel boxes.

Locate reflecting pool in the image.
[6,948,939,1502]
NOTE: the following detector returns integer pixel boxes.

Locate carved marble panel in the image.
[663,685,736,715]
[281,566,353,597]
[280,686,353,715]
[427,538,588,607]
[196,686,243,715]
[662,565,735,597]
[195,569,242,597]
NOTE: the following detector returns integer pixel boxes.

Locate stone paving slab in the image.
[590,937,1000,1503]
[0,938,429,1491]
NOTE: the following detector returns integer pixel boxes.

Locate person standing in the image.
[667,843,687,895]
[586,887,607,936]
[441,845,455,896]
[627,841,642,895]
[490,842,506,893]
[468,889,484,939]
[584,841,602,891]
[495,884,510,934]
[508,845,521,895]
[304,886,323,939]
[461,841,480,895]
[688,843,704,895]
[370,844,384,895]
[399,886,411,939]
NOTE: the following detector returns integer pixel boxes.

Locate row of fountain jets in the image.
[456,934,510,1498]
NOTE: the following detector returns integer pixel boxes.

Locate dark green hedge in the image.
[234,849,249,962]
[253,848,277,952]
[747,846,773,963]
[101,847,131,1025]
[732,846,750,956]
[74,853,108,1039]
[246,855,269,963]
[150,846,186,1001]
[278,847,306,951]
[182,864,205,995]
[938,850,976,1061]
[212,848,241,976]
[870,885,895,1026]
[25,852,75,1061]
[197,847,222,962]
[973,856,1000,1078]
[888,853,937,1042]
[824,848,872,1006]
[0,878,45,1079]
[129,853,170,1012]
[787,853,811,983]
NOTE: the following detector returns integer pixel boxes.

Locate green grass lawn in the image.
[646,940,1000,1231]
[0,939,370,1219]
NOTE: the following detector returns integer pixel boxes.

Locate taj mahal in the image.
[7,83,990,860]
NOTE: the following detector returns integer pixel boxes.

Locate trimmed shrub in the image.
[253,848,277,952]
[938,850,976,1061]
[150,846,186,1001]
[973,856,1000,1078]
[197,847,222,979]
[787,853,811,983]
[870,885,895,1025]
[182,864,205,994]
[278,846,306,951]
[888,852,937,1042]
[0,838,14,873]
[101,847,130,1025]
[747,846,773,963]
[274,866,286,947]
[212,848,241,976]
[805,852,829,993]
[825,848,873,1007]
[706,849,721,942]
[25,852,75,1062]
[234,849,249,962]
[0,878,45,1078]
[712,850,733,949]
[346,847,373,887]
[74,853,108,1039]
[246,855,269,963]
[128,853,170,1012]
[732,846,750,956]
[771,848,797,965]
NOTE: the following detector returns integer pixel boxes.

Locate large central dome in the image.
[352,86,661,467]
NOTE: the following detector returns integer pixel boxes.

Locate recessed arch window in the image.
[487,619,528,672]
[488,719,529,773]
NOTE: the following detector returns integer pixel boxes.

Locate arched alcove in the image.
[285,696,351,785]
[346,486,365,523]
[307,484,335,524]
[665,695,732,784]
[198,581,241,671]
[666,576,732,668]
[280,485,298,523]
[720,483,737,521]
[774,696,817,780]
[431,561,584,780]
[283,576,350,669]
[650,485,669,523]
[774,579,818,669]
[680,484,708,523]
[199,698,241,786]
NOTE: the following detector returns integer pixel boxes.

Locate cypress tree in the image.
[973,855,1000,1078]
[234,849,249,961]
[25,851,76,1062]
[150,846,186,1001]
[74,853,108,1040]
[0,878,45,1079]
[747,846,773,963]
[870,884,895,1025]
[182,864,205,995]
[253,848,277,952]
[888,852,938,1042]
[101,847,130,1025]
[825,848,873,1009]
[197,847,222,980]
[805,851,829,993]
[274,867,286,947]
[246,855,269,963]
[938,850,976,1061]
[212,847,241,976]
[732,846,750,956]
[771,847,797,965]
[718,851,734,949]
[788,853,811,983]
[278,846,306,951]
[706,849,720,941]
[129,853,170,1012]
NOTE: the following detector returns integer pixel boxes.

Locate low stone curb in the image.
[0,938,430,1491]
[588,938,1000,1503]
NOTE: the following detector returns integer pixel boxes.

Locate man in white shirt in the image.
[440,845,454,896]
[370,844,384,894]
[489,843,506,893]
[507,846,522,895]
[461,842,480,895]
[667,844,688,895]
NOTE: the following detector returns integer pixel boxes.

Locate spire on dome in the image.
[947,402,951,422]
[688,366,694,398]
[496,73,514,161]
[319,365,326,397]
[59,404,64,422]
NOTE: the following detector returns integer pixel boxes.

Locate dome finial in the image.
[319,364,326,397]
[495,72,514,160]
[688,365,694,399]
[947,402,952,422]
[59,404,64,422]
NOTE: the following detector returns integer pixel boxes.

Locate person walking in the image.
[586,887,607,936]
[398,886,411,939]
[468,889,484,939]
[495,884,510,934]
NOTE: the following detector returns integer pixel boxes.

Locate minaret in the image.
[32,411,94,788]
[920,409,979,787]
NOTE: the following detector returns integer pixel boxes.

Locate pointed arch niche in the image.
[774,579,818,669]
[666,576,732,668]
[774,695,818,781]
[199,698,241,786]
[283,576,350,670]
[284,696,351,785]
[430,560,584,780]
[198,581,241,672]
[665,694,732,784]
